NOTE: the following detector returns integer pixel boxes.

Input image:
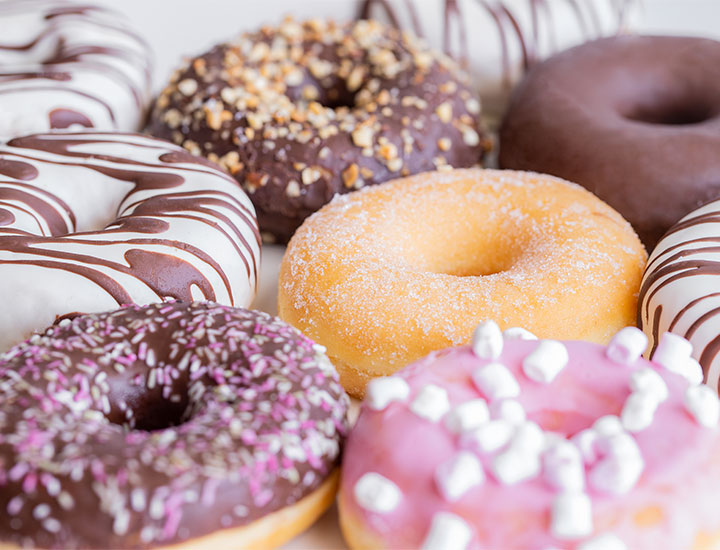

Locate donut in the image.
[498,35,720,248]
[278,168,647,397]
[0,301,349,549]
[0,131,260,351]
[0,0,152,137]
[339,323,720,549]
[359,0,637,120]
[148,18,488,243]
[639,198,720,391]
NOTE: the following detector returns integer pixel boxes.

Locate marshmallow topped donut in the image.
[639,198,720,391]
[339,324,720,550]
[278,169,647,397]
[0,301,349,549]
[0,132,260,351]
[149,18,487,243]
[0,0,152,137]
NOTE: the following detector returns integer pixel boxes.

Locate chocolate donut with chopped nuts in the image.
[148,18,488,243]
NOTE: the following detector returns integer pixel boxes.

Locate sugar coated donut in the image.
[278,169,647,397]
[639,198,720,391]
[0,301,349,549]
[148,18,487,243]
[0,0,152,137]
[339,324,720,549]
[0,132,260,351]
[499,35,720,248]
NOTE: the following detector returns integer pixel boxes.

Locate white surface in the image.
[82,1,720,548]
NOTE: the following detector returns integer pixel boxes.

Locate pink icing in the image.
[341,340,720,549]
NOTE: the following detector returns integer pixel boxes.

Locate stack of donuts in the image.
[1,0,720,549]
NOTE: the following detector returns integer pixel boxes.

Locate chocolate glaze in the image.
[0,301,349,549]
[148,18,487,243]
[0,132,261,350]
[499,35,720,248]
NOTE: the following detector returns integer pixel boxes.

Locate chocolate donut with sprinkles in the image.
[0,301,349,549]
[148,18,488,242]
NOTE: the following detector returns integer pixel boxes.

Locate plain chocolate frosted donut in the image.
[499,35,720,248]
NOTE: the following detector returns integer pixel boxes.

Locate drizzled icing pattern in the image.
[0,301,349,549]
[0,0,152,137]
[360,0,636,116]
[640,199,720,391]
[340,327,720,550]
[0,132,260,351]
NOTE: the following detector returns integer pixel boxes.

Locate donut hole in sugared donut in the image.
[499,35,720,248]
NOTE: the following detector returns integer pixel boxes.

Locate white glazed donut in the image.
[0,131,260,351]
[0,0,152,137]
[639,199,720,391]
[359,0,637,118]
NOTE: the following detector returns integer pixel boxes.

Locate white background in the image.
[89,1,720,548]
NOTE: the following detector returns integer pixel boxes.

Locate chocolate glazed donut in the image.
[0,301,349,549]
[499,35,720,248]
[148,18,487,243]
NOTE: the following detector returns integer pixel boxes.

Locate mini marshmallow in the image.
[354,472,402,513]
[491,447,541,484]
[544,440,585,491]
[684,385,720,427]
[652,332,693,373]
[472,320,503,359]
[503,327,538,340]
[589,454,644,495]
[435,451,485,502]
[550,491,593,539]
[684,358,705,386]
[592,415,624,437]
[410,384,450,422]
[490,399,526,425]
[571,429,599,464]
[421,512,473,550]
[461,420,515,454]
[472,362,520,401]
[578,533,628,550]
[522,340,569,383]
[606,327,648,365]
[629,368,668,402]
[445,399,490,434]
[511,421,545,453]
[621,392,660,432]
[366,376,410,411]
[596,432,642,460]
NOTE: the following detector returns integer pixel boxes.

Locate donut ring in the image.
[0,0,152,137]
[639,198,720,390]
[0,301,349,549]
[499,35,720,248]
[0,132,260,351]
[148,18,487,243]
[278,169,647,397]
[339,325,720,550]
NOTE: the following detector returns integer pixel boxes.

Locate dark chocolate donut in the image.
[148,18,488,243]
[0,301,349,549]
[499,35,720,248]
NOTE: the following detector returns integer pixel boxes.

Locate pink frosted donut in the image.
[339,323,720,550]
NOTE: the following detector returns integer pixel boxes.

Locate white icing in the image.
[0,1,152,137]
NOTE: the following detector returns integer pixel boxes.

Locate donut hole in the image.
[626,99,715,126]
[531,408,600,436]
[106,386,191,431]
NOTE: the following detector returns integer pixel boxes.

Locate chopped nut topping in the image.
[437,137,452,151]
[286,180,301,197]
[342,163,359,188]
[436,102,453,124]
[177,79,198,97]
[352,125,374,148]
